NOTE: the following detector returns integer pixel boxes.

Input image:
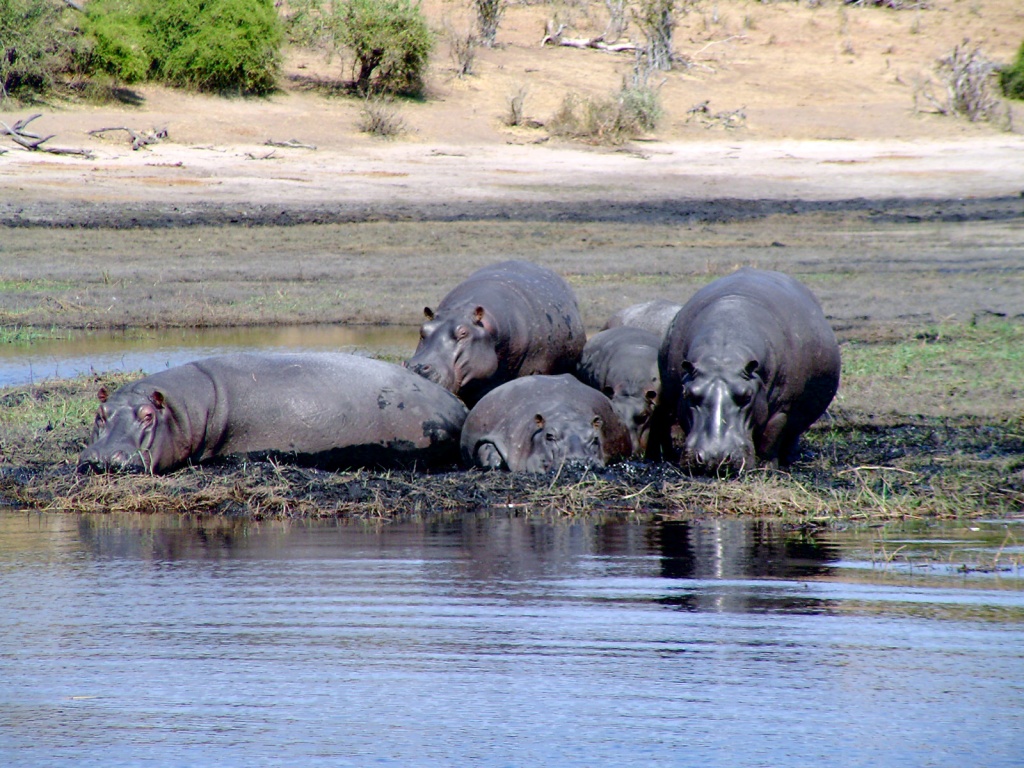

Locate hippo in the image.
[460,374,632,473]
[405,260,585,406]
[78,353,468,474]
[657,267,840,474]
[576,326,662,458]
[602,299,684,339]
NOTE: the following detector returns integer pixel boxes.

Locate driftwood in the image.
[541,21,638,53]
[0,114,94,158]
[88,126,168,151]
[265,138,317,150]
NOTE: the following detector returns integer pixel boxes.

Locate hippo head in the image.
[523,412,606,473]
[601,364,661,457]
[77,386,175,474]
[406,305,500,402]
[675,356,767,474]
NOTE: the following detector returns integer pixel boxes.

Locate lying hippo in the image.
[602,299,683,339]
[406,260,585,406]
[658,268,841,474]
[460,374,631,473]
[576,327,662,458]
[78,353,468,474]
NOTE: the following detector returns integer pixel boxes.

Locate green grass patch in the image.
[0,279,76,293]
[840,317,1024,417]
[0,325,72,345]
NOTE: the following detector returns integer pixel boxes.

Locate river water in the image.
[2,511,1022,767]
[0,325,419,389]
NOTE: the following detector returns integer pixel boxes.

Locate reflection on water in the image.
[1,512,1022,768]
[0,324,420,387]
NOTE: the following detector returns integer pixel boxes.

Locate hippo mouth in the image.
[680,448,754,477]
[77,450,153,475]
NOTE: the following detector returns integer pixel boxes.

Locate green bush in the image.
[1000,40,1024,101]
[0,0,81,100]
[289,0,432,95]
[85,0,283,94]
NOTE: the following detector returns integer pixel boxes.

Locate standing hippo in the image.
[460,374,631,473]
[576,327,662,458]
[405,260,585,406]
[658,268,840,474]
[602,299,684,339]
[78,353,468,474]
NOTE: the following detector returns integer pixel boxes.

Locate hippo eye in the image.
[545,432,558,442]
[455,325,470,341]
[602,386,614,399]
[681,361,695,379]
[644,389,657,402]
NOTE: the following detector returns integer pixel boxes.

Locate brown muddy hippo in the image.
[460,374,631,473]
[657,267,840,474]
[576,327,662,459]
[602,299,684,339]
[78,353,468,474]
[405,260,585,406]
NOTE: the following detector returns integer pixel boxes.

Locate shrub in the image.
[1000,40,1024,101]
[358,94,405,137]
[548,82,662,145]
[0,0,81,100]
[84,0,283,94]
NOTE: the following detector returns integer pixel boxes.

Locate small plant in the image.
[548,77,662,145]
[474,0,506,49]
[443,20,476,78]
[917,40,1004,124]
[504,84,528,126]
[633,0,678,71]
[358,94,406,137]
[999,40,1024,101]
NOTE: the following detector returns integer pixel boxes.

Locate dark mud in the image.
[2,375,1021,520]
[2,195,1022,229]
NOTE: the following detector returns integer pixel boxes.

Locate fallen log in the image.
[541,22,638,53]
[88,126,168,150]
[1,114,95,158]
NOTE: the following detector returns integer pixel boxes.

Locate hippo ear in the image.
[472,306,497,333]
[743,360,759,380]
[423,306,435,321]
[534,413,545,428]
[150,390,166,410]
[97,386,109,403]
[681,361,695,378]
[591,415,603,430]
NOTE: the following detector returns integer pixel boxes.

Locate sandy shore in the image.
[3,134,1024,226]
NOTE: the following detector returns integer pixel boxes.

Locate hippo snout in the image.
[77,449,147,474]
[683,445,754,475]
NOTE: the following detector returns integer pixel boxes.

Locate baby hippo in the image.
[460,374,631,473]
[576,326,662,458]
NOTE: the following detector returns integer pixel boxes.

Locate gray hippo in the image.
[657,268,840,474]
[78,353,468,474]
[405,260,585,406]
[576,326,662,458]
[602,299,684,339]
[460,374,631,473]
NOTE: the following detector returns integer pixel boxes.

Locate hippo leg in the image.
[475,442,508,470]
[758,412,791,467]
